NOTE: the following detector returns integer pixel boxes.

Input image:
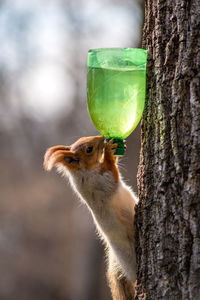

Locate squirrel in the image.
[44,136,138,299]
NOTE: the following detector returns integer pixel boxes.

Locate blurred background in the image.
[0,0,144,299]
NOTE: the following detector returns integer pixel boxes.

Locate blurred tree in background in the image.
[0,0,143,299]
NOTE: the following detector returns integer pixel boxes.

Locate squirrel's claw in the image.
[106,140,118,156]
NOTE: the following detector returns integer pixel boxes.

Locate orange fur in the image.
[111,187,135,241]
[101,140,119,182]
[44,136,119,179]
[44,145,70,170]
[44,136,137,299]
[107,270,136,300]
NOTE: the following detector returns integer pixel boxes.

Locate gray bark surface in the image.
[136,0,200,299]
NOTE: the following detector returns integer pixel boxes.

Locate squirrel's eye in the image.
[86,146,93,153]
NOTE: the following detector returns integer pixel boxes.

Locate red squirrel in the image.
[44,136,138,299]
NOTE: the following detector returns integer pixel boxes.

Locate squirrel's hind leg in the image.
[107,249,136,300]
[107,270,136,300]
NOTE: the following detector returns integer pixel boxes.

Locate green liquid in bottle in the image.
[87,67,146,139]
[87,48,147,155]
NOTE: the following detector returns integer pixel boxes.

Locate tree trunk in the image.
[136,0,200,299]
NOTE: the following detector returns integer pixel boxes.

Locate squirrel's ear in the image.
[44,145,73,171]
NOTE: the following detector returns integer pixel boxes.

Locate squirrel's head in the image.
[44,136,105,173]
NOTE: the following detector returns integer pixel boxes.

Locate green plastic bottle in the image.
[87,48,148,155]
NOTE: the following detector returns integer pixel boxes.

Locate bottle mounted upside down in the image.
[87,48,148,155]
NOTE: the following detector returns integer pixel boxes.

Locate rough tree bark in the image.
[135,0,200,299]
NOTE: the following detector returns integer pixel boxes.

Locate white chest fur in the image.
[68,169,137,281]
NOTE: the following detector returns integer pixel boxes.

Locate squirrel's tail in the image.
[107,270,136,300]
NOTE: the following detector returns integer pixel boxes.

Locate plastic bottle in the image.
[87,48,148,155]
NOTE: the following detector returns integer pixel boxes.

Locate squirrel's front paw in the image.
[102,139,119,181]
[105,139,118,156]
